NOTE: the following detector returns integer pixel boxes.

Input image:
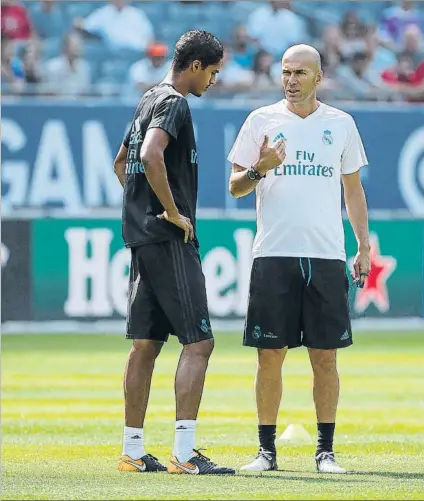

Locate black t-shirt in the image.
[122,83,199,248]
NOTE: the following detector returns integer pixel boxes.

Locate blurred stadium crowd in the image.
[2,0,424,102]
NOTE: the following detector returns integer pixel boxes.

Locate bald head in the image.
[283,44,322,72]
[280,44,322,105]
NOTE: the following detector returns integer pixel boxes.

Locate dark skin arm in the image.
[140,128,194,243]
[114,128,194,242]
[113,143,127,187]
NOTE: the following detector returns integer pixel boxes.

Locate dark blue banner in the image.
[2,101,424,214]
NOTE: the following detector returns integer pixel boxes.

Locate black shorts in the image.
[244,257,352,350]
[126,239,213,345]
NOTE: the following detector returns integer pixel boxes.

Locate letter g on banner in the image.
[399,126,424,216]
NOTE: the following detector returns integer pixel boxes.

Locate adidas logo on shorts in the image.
[340,331,350,341]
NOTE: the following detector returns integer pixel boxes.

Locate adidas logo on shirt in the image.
[273,132,285,142]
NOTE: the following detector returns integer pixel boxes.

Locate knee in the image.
[184,338,214,359]
[132,339,163,361]
[310,350,337,376]
[257,348,285,371]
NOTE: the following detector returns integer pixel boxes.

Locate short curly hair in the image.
[172,30,224,72]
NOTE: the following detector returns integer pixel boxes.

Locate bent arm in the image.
[113,143,128,187]
[140,127,179,217]
[229,163,260,199]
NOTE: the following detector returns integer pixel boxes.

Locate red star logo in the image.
[348,233,397,314]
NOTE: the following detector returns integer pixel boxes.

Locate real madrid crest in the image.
[322,129,333,145]
[252,325,261,340]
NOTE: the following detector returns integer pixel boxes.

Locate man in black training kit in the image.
[113,31,234,475]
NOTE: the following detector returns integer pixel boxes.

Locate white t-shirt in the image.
[129,59,170,88]
[247,6,308,57]
[45,56,91,95]
[227,100,368,261]
[83,5,154,51]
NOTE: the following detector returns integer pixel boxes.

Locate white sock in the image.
[172,420,196,463]
[122,426,146,460]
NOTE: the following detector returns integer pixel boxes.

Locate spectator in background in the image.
[252,49,280,92]
[128,43,170,94]
[382,51,422,84]
[382,51,424,101]
[20,39,43,85]
[316,52,346,100]
[45,32,91,96]
[1,0,32,41]
[230,25,258,70]
[416,60,424,80]
[210,46,254,93]
[339,11,369,61]
[336,51,385,101]
[74,0,154,53]
[401,24,424,66]
[379,0,422,48]
[247,1,308,59]
[30,0,67,40]
[316,25,343,72]
[364,27,397,74]
[1,34,25,93]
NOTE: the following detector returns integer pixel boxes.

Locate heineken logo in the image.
[348,233,397,314]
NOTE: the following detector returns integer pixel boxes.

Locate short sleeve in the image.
[83,7,105,35]
[341,117,368,175]
[148,95,188,140]
[227,114,260,169]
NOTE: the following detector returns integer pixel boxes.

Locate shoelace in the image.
[316,451,336,462]
[256,447,275,462]
[193,448,217,467]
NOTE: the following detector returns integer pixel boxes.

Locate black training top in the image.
[122,83,199,248]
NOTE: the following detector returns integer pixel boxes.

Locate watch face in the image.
[247,169,256,180]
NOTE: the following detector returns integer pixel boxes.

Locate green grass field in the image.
[2,331,424,500]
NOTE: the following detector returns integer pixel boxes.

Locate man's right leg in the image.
[121,339,163,460]
[239,348,287,472]
[119,247,168,473]
[240,257,303,472]
[256,348,287,451]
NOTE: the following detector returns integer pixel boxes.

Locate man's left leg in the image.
[141,239,235,475]
[308,348,345,473]
[302,257,352,474]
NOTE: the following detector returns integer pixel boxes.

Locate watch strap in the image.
[247,167,264,181]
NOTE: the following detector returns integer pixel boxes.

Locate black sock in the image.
[316,422,335,456]
[258,425,276,455]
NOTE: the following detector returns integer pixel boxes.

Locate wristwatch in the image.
[246,167,264,181]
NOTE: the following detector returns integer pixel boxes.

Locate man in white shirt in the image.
[45,32,91,96]
[128,43,171,94]
[75,0,154,52]
[247,1,308,59]
[228,44,371,474]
